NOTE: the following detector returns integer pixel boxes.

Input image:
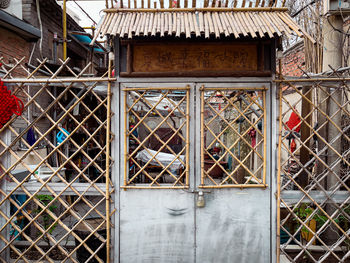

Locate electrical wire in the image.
[291,0,317,17]
[72,0,98,25]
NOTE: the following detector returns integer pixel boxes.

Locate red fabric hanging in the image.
[287,110,301,133]
[248,128,256,148]
[0,74,24,129]
[290,138,297,153]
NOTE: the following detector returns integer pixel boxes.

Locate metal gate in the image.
[277,72,350,262]
[0,57,114,263]
[117,82,274,262]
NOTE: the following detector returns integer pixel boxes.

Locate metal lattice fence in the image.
[0,57,114,263]
[277,72,350,262]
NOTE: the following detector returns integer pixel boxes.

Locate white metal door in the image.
[194,83,275,263]
[116,82,276,263]
[117,83,196,263]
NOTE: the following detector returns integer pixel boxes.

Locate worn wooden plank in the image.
[120,70,271,77]
[132,42,259,73]
[299,86,312,188]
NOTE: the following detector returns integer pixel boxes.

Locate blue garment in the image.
[26,128,36,146]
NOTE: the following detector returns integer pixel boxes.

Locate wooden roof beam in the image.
[103,7,289,12]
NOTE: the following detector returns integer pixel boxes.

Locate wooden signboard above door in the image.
[120,41,271,77]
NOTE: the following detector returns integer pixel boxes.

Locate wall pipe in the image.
[63,0,67,60]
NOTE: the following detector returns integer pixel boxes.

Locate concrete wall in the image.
[1,0,22,19]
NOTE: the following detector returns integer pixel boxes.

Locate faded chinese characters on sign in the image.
[132,43,258,73]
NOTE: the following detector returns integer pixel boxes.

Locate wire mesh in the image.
[0,57,114,263]
[278,73,350,262]
[200,87,267,188]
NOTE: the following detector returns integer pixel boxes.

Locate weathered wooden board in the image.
[132,43,258,73]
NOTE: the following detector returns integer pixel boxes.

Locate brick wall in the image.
[281,41,305,77]
[22,0,88,68]
[0,27,31,77]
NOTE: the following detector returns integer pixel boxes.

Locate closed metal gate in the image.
[116,82,274,263]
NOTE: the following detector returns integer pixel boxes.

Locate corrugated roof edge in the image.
[90,8,315,45]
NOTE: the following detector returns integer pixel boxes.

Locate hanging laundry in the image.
[26,128,36,146]
[286,110,301,133]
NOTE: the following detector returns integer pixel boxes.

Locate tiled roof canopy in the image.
[91,8,313,43]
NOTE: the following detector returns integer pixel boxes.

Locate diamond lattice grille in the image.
[278,75,350,262]
[200,87,267,188]
[0,57,113,263]
[123,87,190,188]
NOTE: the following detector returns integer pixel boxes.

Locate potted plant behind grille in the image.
[293,204,327,245]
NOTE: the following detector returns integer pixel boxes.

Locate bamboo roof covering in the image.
[91,7,313,43]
